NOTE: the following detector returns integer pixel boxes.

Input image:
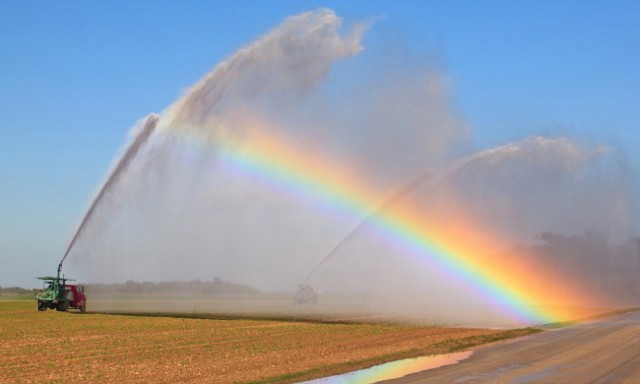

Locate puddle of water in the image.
[299,350,473,384]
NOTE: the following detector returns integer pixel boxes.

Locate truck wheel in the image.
[57,301,69,312]
[80,303,86,313]
[37,301,45,311]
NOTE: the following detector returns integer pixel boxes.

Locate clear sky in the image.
[1,1,639,288]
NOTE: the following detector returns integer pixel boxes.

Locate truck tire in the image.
[37,301,45,311]
[80,303,86,313]
[57,301,69,312]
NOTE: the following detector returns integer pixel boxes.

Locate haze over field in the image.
[1,4,638,325]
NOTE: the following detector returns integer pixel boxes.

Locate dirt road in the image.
[381,310,640,384]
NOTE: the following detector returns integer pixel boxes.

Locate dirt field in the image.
[0,299,536,383]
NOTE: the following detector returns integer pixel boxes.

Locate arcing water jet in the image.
[162,9,364,131]
[59,114,159,270]
[304,136,604,282]
[303,173,432,283]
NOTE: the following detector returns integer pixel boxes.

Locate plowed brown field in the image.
[0,300,535,383]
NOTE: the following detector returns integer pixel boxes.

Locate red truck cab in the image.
[65,285,87,312]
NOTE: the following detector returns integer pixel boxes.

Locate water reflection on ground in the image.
[300,350,472,384]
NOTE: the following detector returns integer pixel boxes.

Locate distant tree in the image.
[84,278,259,295]
[0,286,31,294]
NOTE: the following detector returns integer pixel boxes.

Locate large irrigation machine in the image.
[35,260,86,312]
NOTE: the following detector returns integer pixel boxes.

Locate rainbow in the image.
[165,118,600,325]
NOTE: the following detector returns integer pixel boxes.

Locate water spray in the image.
[303,137,592,282]
[58,114,159,272]
[304,170,434,283]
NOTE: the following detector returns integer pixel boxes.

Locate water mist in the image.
[66,9,638,327]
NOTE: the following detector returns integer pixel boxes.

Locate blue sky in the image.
[1,1,638,288]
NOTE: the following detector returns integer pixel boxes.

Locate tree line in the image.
[85,277,260,295]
